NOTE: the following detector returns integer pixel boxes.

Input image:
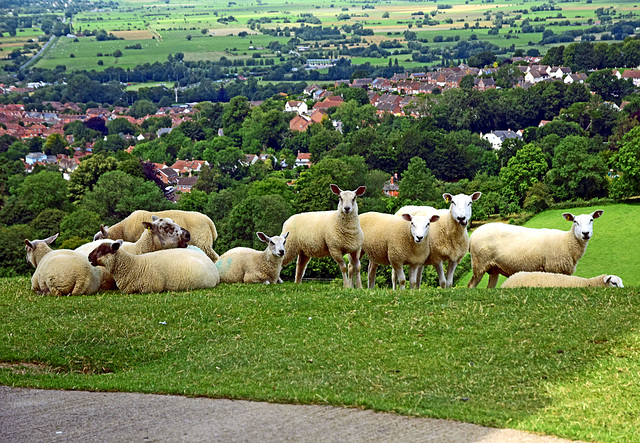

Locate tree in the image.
[113,49,123,58]
[68,153,118,202]
[80,171,171,223]
[495,64,524,89]
[499,143,548,205]
[334,100,377,135]
[587,69,635,104]
[611,126,640,200]
[19,171,70,216]
[59,209,102,244]
[107,117,136,135]
[222,96,251,144]
[43,133,69,156]
[177,189,209,212]
[29,208,68,239]
[398,156,439,203]
[129,99,157,118]
[459,74,475,90]
[308,128,344,162]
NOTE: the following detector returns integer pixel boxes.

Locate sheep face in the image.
[257,231,289,257]
[604,275,624,288]
[141,216,191,248]
[444,192,482,227]
[331,184,367,215]
[401,213,440,244]
[24,233,59,267]
[89,240,123,267]
[563,210,603,242]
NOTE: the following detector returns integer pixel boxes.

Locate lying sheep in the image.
[396,192,481,288]
[94,209,219,262]
[359,212,440,290]
[501,272,624,288]
[77,216,191,290]
[88,240,219,293]
[468,210,604,288]
[25,234,109,296]
[281,184,366,288]
[217,232,289,284]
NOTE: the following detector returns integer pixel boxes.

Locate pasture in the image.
[32,0,639,72]
[460,203,639,288]
[1,277,639,442]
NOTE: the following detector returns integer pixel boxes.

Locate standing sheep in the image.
[94,210,219,262]
[501,272,624,288]
[281,184,366,288]
[217,232,289,284]
[395,192,481,288]
[359,212,440,290]
[88,240,219,294]
[468,210,604,288]
[25,234,109,296]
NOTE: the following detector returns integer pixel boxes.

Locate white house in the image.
[481,129,523,150]
[284,100,308,114]
[564,73,587,84]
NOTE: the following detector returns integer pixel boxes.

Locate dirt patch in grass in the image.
[111,30,155,40]
[0,362,57,375]
[205,27,254,36]
[366,35,405,44]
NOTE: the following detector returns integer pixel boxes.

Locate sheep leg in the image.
[295,253,311,284]
[408,265,421,289]
[367,261,378,289]
[487,272,500,289]
[415,265,425,290]
[434,261,447,288]
[445,260,457,288]
[467,271,484,288]
[393,264,406,290]
[348,250,363,289]
[330,251,351,288]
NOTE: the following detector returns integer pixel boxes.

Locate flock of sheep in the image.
[24,185,624,296]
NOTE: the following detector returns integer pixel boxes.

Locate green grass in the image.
[460,203,640,288]
[1,278,640,441]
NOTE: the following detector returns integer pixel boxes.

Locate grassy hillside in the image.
[460,203,639,288]
[1,279,639,441]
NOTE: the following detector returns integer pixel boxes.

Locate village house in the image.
[284,100,308,114]
[383,174,399,198]
[482,129,523,150]
[564,73,588,84]
[295,150,312,168]
[615,69,640,87]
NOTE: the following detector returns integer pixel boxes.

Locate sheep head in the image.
[93,225,109,241]
[258,231,288,258]
[444,192,482,227]
[330,184,366,216]
[141,216,191,249]
[89,239,123,267]
[563,210,603,242]
[24,233,59,268]
[604,275,623,288]
[401,213,440,244]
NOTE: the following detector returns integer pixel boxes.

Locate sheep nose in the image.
[344,207,351,213]
[582,232,590,239]
[457,216,466,222]
[183,230,191,241]
[415,235,423,242]
[278,250,285,256]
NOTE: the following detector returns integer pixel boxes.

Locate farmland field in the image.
[31,0,640,72]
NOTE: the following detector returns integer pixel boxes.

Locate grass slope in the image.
[1,278,639,441]
[460,203,640,288]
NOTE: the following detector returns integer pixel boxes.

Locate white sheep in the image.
[281,184,366,288]
[93,209,219,262]
[25,234,109,296]
[468,210,604,288]
[217,232,289,284]
[77,216,191,290]
[395,192,481,288]
[359,212,440,290]
[88,240,219,294]
[501,272,624,288]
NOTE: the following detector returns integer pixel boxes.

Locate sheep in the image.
[395,192,482,289]
[359,212,440,290]
[25,234,109,296]
[93,209,219,262]
[77,216,191,290]
[216,232,289,284]
[281,184,367,288]
[501,272,624,288]
[88,240,219,294]
[467,210,604,289]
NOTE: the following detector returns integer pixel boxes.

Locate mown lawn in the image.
[1,278,639,442]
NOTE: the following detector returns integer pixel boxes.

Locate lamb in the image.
[216,232,289,284]
[395,192,481,289]
[359,212,440,290]
[467,210,604,289]
[281,184,367,288]
[501,272,624,288]
[93,209,219,262]
[25,234,110,296]
[88,240,219,294]
[77,216,191,290]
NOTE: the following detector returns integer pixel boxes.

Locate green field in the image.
[1,278,639,442]
[30,0,638,72]
[461,203,639,288]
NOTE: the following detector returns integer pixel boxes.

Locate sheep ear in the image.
[100,225,109,236]
[471,192,482,202]
[592,210,604,219]
[112,240,123,251]
[430,214,441,223]
[604,275,612,284]
[401,213,412,222]
[562,213,575,222]
[443,193,453,203]
[355,186,366,196]
[283,231,289,239]
[44,233,59,245]
[142,221,153,230]
[330,184,342,195]
[256,232,269,243]
[151,215,160,222]
[24,239,34,249]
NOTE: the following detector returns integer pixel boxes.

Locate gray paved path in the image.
[0,386,582,442]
